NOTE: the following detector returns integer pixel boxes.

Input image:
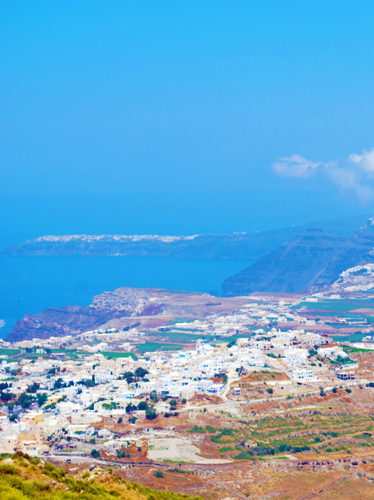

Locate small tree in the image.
[169,399,177,410]
[135,367,149,379]
[91,449,100,458]
[137,401,148,411]
[0,391,14,402]
[26,382,40,394]
[123,372,135,384]
[117,448,129,459]
[18,392,33,409]
[126,403,136,414]
[145,408,157,420]
[37,393,48,407]
[53,378,65,390]
[154,471,164,478]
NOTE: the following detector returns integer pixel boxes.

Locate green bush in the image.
[145,408,157,420]
[126,403,136,414]
[42,462,66,481]
[137,401,148,411]
[0,464,21,475]
[206,426,217,433]
[188,426,205,433]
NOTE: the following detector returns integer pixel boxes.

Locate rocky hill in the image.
[7,305,126,343]
[222,220,374,296]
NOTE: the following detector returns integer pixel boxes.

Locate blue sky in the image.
[1,1,374,246]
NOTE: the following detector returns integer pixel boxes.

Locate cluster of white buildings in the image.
[0,321,330,456]
[0,292,350,457]
[172,301,319,337]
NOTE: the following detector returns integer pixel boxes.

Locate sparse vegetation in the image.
[0,456,203,500]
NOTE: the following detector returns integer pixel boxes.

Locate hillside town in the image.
[0,288,371,460]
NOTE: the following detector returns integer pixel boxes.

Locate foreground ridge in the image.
[0,454,203,500]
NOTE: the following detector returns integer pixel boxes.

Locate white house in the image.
[291,369,314,382]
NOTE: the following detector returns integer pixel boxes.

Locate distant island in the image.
[1,214,368,261]
[3,214,374,299]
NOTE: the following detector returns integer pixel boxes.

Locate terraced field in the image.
[187,410,374,460]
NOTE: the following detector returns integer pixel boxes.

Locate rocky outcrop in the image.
[6,287,247,342]
[7,306,127,342]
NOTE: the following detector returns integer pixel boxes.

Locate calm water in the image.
[0,256,252,339]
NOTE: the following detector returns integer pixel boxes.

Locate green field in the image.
[135,342,184,354]
[342,345,374,353]
[292,299,374,313]
[192,411,374,459]
[170,318,197,324]
[167,327,204,332]
[0,348,20,356]
[331,333,367,343]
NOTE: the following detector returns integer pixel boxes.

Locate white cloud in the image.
[327,167,374,203]
[348,149,374,175]
[272,148,374,203]
[272,155,324,178]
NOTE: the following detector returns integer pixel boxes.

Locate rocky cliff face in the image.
[317,220,374,286]
[222,221,374,296]
[7,306,127,342]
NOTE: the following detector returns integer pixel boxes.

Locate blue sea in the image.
[0,256,252,340]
